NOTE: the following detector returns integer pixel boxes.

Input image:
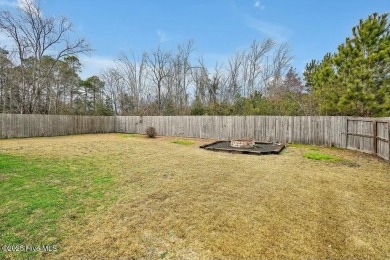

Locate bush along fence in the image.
[1,114,389,162]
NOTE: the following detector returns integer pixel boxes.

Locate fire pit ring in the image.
[200,140,285,155]
[231,139,255,148]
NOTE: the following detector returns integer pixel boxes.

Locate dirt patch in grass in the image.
[0,134,389,259]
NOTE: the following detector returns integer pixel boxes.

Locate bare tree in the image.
[171,40,194,112]
[224,39,277,104]
[266,42,292,96]
[146,46,172,113]
[226,51,244,102]
[209,63,226,106]
[281,67,311,115]
[244,39,275,95]
[101,68,122,115]
[116,51,147,114]
[0,0,91,113]
[191,57,210,106]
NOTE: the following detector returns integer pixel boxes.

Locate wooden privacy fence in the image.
[115,116,348,147]
[0,114,115,138]
[346,118,390,162]
[1,114,389,161]
[116,115,390,161]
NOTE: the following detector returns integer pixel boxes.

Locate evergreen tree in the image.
[305,13,390,116]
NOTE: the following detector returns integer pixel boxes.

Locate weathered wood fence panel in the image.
[347,118,373,153]
[346,118,390,161]
[0,114,115,139]
[117,116,349,147]
[376,122,390,161]
[1,114,389,161]
[114,115,388,161]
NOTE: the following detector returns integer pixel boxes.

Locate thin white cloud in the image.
[0,0,40,15]
[157,30,169,43]
[254,0,265,10]
[17,0,40,15]
[245,17,293,42]
[0,0,17,7]
[79,55,116,79]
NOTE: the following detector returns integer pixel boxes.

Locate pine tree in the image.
[305,13,390,116]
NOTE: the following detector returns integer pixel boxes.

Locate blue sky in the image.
[1,0,389,79]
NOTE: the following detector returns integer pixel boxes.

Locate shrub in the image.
[145,127,157,138]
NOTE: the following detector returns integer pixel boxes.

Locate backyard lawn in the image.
[0,134,389,259]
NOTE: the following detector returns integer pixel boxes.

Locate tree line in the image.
[0,1,389,116]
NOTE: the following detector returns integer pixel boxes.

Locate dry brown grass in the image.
[1,134,389,259]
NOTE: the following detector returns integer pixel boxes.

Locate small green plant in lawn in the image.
[171,140,195,146]
[304,151,359,167]
[304,152,341,161]
[145,127,157,138]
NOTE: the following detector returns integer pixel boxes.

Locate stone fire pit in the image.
[200,140,285,155]
[230,139,255,148]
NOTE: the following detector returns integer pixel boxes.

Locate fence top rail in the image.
[2,113,389,122]
[347,117,390,123]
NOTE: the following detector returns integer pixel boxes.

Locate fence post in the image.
[345,117,349,149]
[388,121,390,162]
[373,120,377,155]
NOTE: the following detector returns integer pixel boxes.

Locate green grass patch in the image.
[0,153,117,259]
[118,133,145,138]
[93,175,112,184]
[304,152,341,161]
[170,140,195,146]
